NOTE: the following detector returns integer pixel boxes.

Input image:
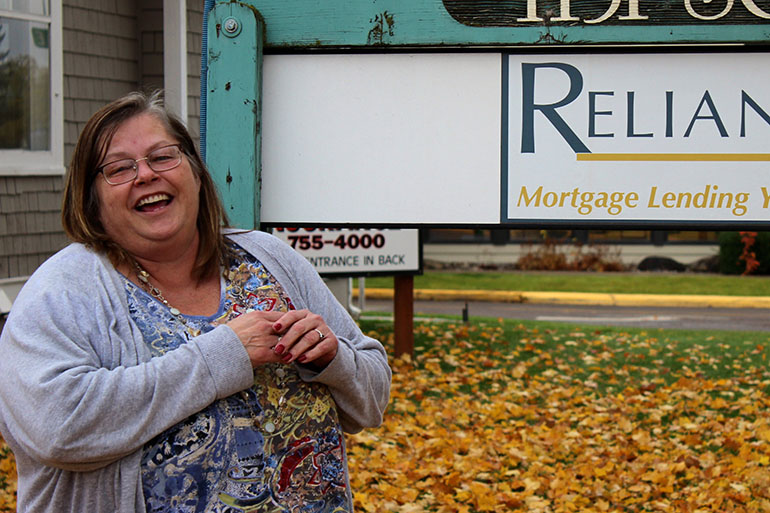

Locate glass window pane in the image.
[5,0,50,17]
[588,230,650,242]
[0,16,50,150]
[509,230,547,241]
[426,229,490,243]
[666,231,718,242]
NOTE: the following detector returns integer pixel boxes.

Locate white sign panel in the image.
[505,53,770,225]
[260,53,501,225]
[272,228,421,275]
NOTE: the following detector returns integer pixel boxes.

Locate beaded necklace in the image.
[134,261,202,337]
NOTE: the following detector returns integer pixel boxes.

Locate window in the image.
[0,0,62,175]
[588,230,651,243]
[425,229,491,243]
[666,231,719,243]
[426,229,583,244]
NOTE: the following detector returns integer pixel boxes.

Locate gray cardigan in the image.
[0,230,391,512]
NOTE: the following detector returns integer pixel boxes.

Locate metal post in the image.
[393,275,414,358]
[358,277,366,313]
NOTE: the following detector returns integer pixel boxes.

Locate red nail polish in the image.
[274,323,282,331]
[297,355,307,363]
[274,344,285,355]
[282,353,292,362]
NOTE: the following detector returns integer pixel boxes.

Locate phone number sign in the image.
[272,228,421,276]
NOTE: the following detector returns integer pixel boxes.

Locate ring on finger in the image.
[313,328,325,341]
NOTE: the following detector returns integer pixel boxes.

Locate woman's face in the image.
[94,112,201,261]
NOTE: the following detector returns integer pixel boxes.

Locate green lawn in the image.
[359,316,770,389]
[357,271,770,296]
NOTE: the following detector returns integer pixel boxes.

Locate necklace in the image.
[239,385,288,434]
[134,261,201,337]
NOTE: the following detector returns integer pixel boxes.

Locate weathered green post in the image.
[205,3,264,229]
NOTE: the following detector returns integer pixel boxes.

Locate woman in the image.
[0,91,391,512]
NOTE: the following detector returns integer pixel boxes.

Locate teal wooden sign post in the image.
[205,2,264,229]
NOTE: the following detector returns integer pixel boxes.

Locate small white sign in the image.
[272,228,421,275]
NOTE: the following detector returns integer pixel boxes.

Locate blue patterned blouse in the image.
[123,242,351,513]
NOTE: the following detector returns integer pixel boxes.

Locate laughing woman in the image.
[0,91,391,513]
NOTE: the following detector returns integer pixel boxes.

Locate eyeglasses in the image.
[99,144,183,185]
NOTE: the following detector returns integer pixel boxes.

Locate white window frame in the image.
[0,1,64,176]
[163,0,187,121]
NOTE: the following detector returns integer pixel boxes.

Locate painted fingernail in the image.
[273,323,282,331]
[297,355,307,363]
[282,353,292,362]
[274,344,285,355]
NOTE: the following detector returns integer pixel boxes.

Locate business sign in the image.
[217,1,770,49]
[504,52,770,226]
[262,53,770,227]
[271,228,421,276]
[206,2,770,231]
[259,52,770,228]
[443,0,770,27]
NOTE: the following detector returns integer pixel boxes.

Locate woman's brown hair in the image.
[61,90,230,281]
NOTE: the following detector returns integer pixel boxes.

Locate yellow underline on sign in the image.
[576,153,770,162]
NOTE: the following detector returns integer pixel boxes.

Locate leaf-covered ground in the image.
[347,320,770,513]
[0,443,15,511]
[1,319,769,512]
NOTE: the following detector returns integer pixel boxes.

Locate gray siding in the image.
[0,176,69,278]
[63,1,141,164]
[139,0,163,93]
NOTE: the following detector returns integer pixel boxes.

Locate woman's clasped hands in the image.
[227,309,338,369]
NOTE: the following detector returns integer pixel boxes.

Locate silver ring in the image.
[313,328,325,341]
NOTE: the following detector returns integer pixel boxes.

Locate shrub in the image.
[718,231,770,275]
[516,239,625,272]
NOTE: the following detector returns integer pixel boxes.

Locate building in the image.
[422,229,721,269]
[1,0,203,331]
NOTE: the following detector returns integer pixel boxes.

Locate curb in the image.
[354,288,770,310]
